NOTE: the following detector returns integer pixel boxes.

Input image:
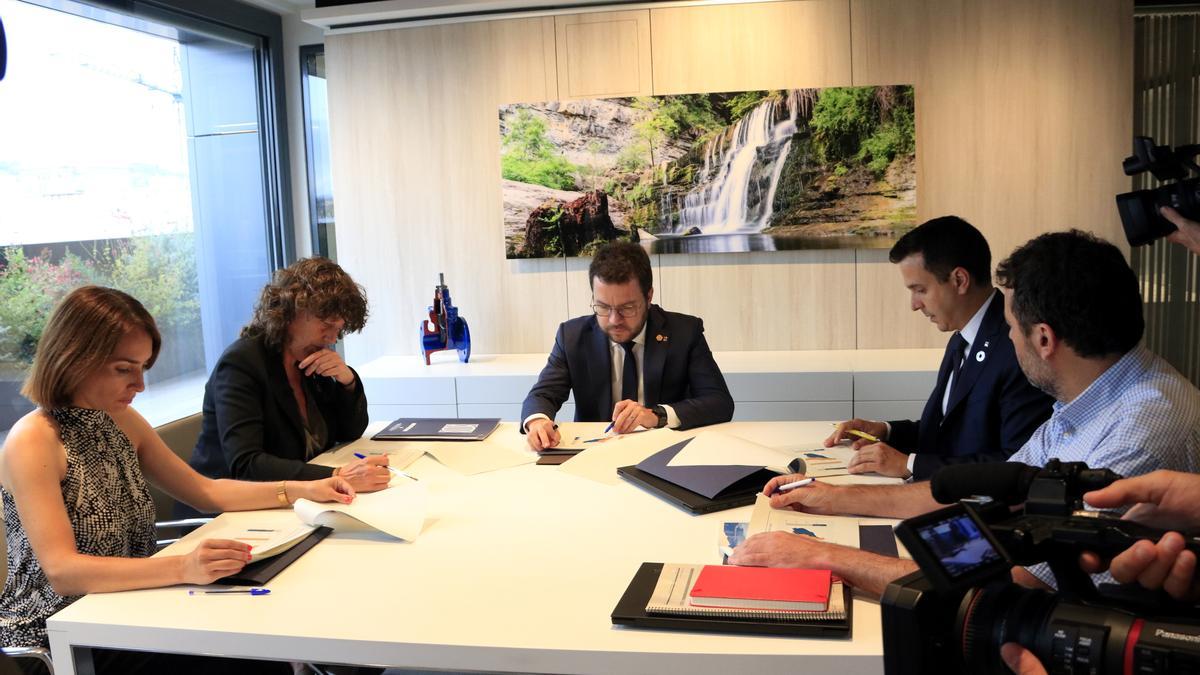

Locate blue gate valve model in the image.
[420,273,471,365]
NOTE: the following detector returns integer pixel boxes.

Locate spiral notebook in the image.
[647,563,846,620]
[612,562,852,637]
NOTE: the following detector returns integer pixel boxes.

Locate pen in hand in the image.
[771,477,816,495]
[353,453,419,482]
[829,423,880,444]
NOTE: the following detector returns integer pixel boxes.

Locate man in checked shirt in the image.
[730,229,1200,598]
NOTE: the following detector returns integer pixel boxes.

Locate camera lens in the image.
[957,582,1056,674]
[952,582,1194,674]
[1116,190,1178,246]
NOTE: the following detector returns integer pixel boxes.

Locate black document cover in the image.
[617,464,768,514]
[611,562,852,637]
[858,524,900,558]
[216,526,333,586]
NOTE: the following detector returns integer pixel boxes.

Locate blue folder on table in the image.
[372,417,500,441]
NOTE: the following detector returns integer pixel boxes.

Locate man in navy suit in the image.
[827,216,1052,480]
[521,242,734,451]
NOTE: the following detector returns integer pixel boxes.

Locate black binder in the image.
[617,464,769,514]
[611,562,853,638]
[216,526,333,586]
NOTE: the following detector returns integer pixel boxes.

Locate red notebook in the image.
[688,566,832,611]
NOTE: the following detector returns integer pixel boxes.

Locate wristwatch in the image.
[652,405,668,429]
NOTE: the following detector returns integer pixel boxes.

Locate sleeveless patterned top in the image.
[0,407,156,647]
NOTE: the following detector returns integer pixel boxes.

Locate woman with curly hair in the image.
[187,258,390,507]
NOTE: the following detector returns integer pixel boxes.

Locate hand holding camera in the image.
[882,461,1200,675]
[1117,137,1200,247]
[1080,470,1200,602]
[1161,206,1200,256]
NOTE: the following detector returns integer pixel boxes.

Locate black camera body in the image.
[881,460,1200,675]
[1116,136,1200,246]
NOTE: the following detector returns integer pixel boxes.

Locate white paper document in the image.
[665,430,795,470]
[747,495,860,549]
[557,427,684,485]
[665,430,855,478]
[197,519,318,563]
[294,481,428,541]
[791,446,856,478]
[421,439,535,475]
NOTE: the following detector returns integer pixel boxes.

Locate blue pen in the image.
[189,588,271,596]
[603,421,615,434]
[353,453,419,481]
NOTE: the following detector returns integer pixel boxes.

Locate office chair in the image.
[151,414,211,547]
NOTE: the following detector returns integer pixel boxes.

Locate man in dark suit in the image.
[521,242,734,451]
[827,216,1052,480]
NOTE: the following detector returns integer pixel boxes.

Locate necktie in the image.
[620,342,638,403]
[945,332,969,400]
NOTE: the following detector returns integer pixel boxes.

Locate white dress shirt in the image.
[902,292,996,476]
[523,322,681,431]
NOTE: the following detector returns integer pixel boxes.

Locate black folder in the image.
[617,464,769,514]
[216,525,333,586]
[611,562,853,637]
[616,439,805,514]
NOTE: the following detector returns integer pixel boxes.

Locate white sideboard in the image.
[357,349,943,423]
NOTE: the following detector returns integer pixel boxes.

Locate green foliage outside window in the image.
[0,234,200,365]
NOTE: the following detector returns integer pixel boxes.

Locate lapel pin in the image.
[975,351,986,362]
[656,334,667,343]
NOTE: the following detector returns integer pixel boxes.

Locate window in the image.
[0,0,291,437]
[301,44,335,259]
[1131,9,1200,386]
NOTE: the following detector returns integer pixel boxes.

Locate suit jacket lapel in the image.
[642,306,667,407]
[585,317,613,417]
[266,346,306,435]
[944,290,1005,419]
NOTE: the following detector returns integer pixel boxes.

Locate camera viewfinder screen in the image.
[916,513,1003,580]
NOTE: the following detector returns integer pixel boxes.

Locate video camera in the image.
[1116,136,1200,246]
[881,460,1200,674]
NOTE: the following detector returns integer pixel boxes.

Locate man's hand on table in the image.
[525,418,561,452]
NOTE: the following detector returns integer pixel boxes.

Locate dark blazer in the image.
[521,305,734,430]
[188,335,369,484]
[889,290,1053,480]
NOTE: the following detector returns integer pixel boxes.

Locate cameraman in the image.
[1001,469,1200,675]
[1162,206,1200,255]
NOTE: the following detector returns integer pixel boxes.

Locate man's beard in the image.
[602,315,648,344]
[1018,350,1060,400]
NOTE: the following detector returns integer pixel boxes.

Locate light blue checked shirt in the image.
[1008,345,1200,587]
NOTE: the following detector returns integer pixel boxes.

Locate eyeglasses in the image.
[592,302,643,318]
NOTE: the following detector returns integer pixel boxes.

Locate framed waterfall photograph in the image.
[500,86,917,258]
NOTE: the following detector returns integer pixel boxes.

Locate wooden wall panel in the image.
[650,1,853,95]
[854,250,944,348]
[555,10,653,98]
[851,0,1133,348]
[657,250,857,351]
[325,0,1132,359]
[326,18,564,365]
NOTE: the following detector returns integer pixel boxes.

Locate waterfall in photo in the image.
[674,90,805,235]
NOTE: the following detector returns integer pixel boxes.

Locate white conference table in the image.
[47,421,904,675]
